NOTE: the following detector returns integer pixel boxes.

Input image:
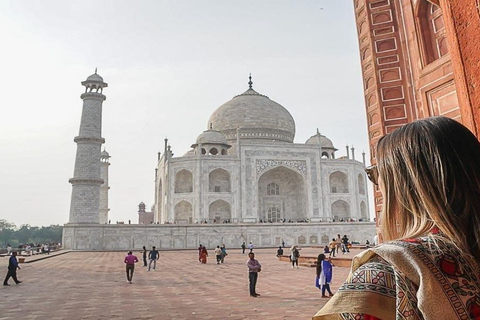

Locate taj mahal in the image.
[154,76,369,225]
[63,71,375,250]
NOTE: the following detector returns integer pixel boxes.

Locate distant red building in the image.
[138,202,154,225]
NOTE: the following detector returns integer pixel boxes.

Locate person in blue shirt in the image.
[3,251,22,286]
[148,246,159,271]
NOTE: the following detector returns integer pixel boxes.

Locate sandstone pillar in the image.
[438,0,480,136]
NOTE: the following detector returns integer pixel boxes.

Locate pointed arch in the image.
[332,200,350,221]
[258,166,307,222]
[175,169,193,193]
[330,171,349,193]
[358,173,366,194]
[174,200,192,223]
[209,168,231,192]
[208,199,231,222]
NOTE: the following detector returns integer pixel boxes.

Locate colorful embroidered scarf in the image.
[313,237,480,320]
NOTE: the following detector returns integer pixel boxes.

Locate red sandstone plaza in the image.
[0,248,360,319]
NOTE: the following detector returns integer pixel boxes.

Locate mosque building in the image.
[64,71,375,250]
[153,76,369,224]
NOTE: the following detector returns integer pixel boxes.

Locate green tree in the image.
[0,219,17,247]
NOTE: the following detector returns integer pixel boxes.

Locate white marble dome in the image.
[196,130,228,145]
[306,132,336,149]
[86,73,104,82]
[208,88,296,143]
[101,150,110,158]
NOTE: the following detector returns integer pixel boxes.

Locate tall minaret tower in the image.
[99,149,111,224]
[68,70,108,224]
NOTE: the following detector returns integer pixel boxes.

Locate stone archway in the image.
[174,200,193,223]
[358,173,365,194]
[175,169,193,193]
[157,179,163,221]
[208,200,231,222]
[330,171,349,193]
[258,166,307,222]
[209,168,231,192]
[360,201,368,221]
[331,200,350,221]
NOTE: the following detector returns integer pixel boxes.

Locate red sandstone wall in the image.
[353,0,463,239]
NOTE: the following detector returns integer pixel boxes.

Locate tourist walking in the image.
[247,252,261,297]
[315,254,333,298]
[142,246,147,267]
[214,246,222,264]
[248,242,254,252]
[148,246,159,271]
[220,244,227,263]
[6,244,11,255]
[198,244,203,262]
[200,246,208,264]
[314,117,480,319]
[241,242,246,254]
[328,238,336,257]
[335,235,342,255]
[290,245,300,268]
[3,252,22,286]
[341,235,350,253]
[124,251,138,284]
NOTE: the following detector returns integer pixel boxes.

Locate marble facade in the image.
[63,222,376,250]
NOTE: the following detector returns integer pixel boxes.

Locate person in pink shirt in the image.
[124,251,139,284]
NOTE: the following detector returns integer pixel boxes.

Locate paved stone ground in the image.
[0,248,360,320]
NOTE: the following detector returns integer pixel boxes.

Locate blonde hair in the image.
[376,117,480,261]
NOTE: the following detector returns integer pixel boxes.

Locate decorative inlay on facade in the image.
[74,136,105,144]
[69,178,104,185]
[256,159,307,178]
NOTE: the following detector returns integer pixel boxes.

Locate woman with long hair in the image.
[315,253,334,298]
[314,117,480,319]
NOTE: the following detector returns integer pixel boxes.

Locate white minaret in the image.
[68,70,107,224]
[99,149,111,224]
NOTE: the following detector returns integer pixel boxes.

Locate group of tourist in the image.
[8,117,480,320]
[5,243,53,256]
[123,245,160,284]
[197,244,228,264]
[322,234,351,258]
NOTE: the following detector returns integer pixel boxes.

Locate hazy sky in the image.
[0,0,371,227]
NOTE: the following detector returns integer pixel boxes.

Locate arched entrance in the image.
[174,200,193,223]
[209,168,231,192]
[331,200,350,221]
[208,200,231,222]
[258,166,307,222]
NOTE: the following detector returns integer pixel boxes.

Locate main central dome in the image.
[208,84,296,143]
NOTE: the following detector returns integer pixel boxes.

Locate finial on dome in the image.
[248,73,253,89]
[316,128,320,135]
[95,67,97,74]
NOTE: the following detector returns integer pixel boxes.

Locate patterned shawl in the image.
[313,236,480,320]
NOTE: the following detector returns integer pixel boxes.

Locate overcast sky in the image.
[0,0,371,227]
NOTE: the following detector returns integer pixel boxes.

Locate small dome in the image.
[86,73,104,82]
[101,150,110,158]
[306,132,335,149]
[183,149,195,157]
[196,130,228,145]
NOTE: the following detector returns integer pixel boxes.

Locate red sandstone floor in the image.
[0,248,360,320]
